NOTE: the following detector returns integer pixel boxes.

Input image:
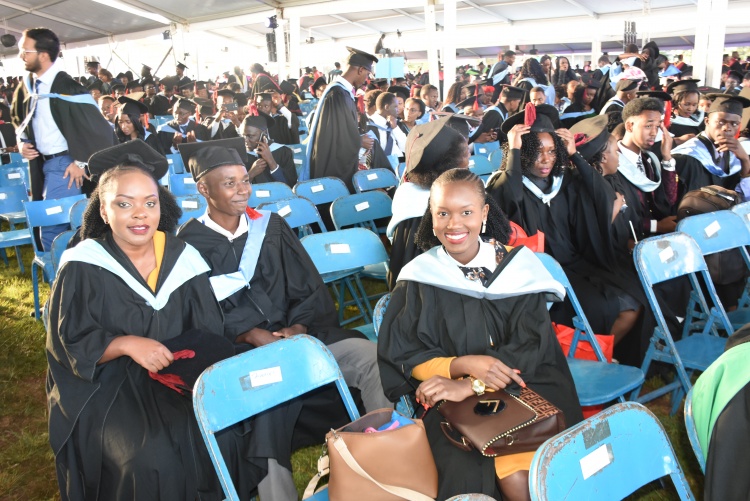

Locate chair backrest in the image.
[247,182,295,208]
[168,173,198,196]
[372,293,392,338]
[286,144,308,177]
[352,168,400,193]
[683,387,706,473]
[731,201,750,227]
[294,177,349,205]
[468,155,495,176]
[529,402,695,500]
[257,195,327,232]
[23,194,87,254]
[0,184,29,213]
[51,229,76,275]
[330,191,393,233]
[473,141,500,158]
[8,152,25,164]
[488,149,504,170]
[301,228,390,274]
[166,153,186,175]
[68,199,88,229]
[193,335,360,500]
[676,210,750,255]
[0,166,28,188]
[175,195,207,226]
[634,232,709,286]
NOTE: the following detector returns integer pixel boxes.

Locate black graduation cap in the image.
[636,90,672,101]
[405,116,467,172]
[176,62,188,70]
[117,95,148,116]
[728,70,744,82]
[697,86,722,94]
[446,114,481,138]
[463,79,488,92]
[346,46,378,73]
[141,63,152,71]
[374,78,387,86]
[501,103,558,134]
[584,79,602,90]
[179,137,247,181]
[193,97,214,115]
[194,80,207,90]
[149,329,235,396]
[179,80,195,91]
[615,79,639,92]
[705,93,750,116]
[569,115,610,163]
[175,97,197,113]
[666,78,700,95]
[126,80,144,91]
[242,113,275,132]
[235,93,248,107]
[279,80,295,95]
[500,84,527,101]
[87,139,169,180]
[86,60,99,68]
[87,79,104,93]
[255,92,272,102]
[140,77,156,88]
[311,76,327,92]
[216,88,235,99]
[110,83,125,93]
[255,75,281,94]
[456,96,479,108]
[387,85,410,101]
[159,76,176,88]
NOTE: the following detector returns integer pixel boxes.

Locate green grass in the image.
[0,250,705,500]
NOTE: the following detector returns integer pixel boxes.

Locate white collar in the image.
[618,141,642,165]
[370,113,388,127]
[198,211,249,241]
[442,239,497,271]
[334,75,354,97]
[35,58,63,87]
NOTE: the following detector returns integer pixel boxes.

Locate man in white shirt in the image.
[367,92,407,158]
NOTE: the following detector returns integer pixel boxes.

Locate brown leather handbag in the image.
[436,387,565,457]
[303,408,438,501]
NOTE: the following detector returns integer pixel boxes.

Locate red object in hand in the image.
[524,102,536,127]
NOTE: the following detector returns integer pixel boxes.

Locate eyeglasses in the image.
[19,49,38,58]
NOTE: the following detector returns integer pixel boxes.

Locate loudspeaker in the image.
[266,33,277,63]
[0,34,16,48]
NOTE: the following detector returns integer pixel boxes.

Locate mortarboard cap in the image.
[697,86,722,94]
[140,78,156,88]
[569,115,610,162]
[87,79,104,93]
[311,76,327,92]
[666,78,700,95]
[117,95,149,116]
[705,93,750,116]
[194,80,207,90]
[346,46,378,73]
[456,96,480,108]
[179,80,195,91]
[176,62,188,70]
[234,93,248,107]
[279,80,295,95]
[216,88,235,99]
[175,97,197,113]
[374,78,387,86]
[255,92,272,102]
[405,116,466,173]
[500,84,527,101]
[446,114,481,138]
[126,80,143,91]
[110,83,125,93]
[254,75,281,94]
[615,79,639,92]
[86,60,99,68]
[179,137,247,181]
[387,85,410,101]
[636,90,672,101]
[141,64,151,72]
[501,103,558,134]
[87,139,168,180]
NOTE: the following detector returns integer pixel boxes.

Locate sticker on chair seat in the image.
[311,185,325,193]
[580,443,612,479]
[7,173,21,179]
[294,159,303,165]
[355,201,370,212]
[659,246,675,263]
[293,148,302,153]
[184,178,195,184]
[256,190,270,198]
[182,200,198,209]
[46,206,63,215]
[167,158,173,164]
[249,366,282,387]
[330,243,351,254]
[367,173,378,180]
[479,148,487,153]
[704,220,720,238]
[468,159,475,167]
[278,205,292,217]
[0,193,5,200]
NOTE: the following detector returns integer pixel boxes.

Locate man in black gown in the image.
[242,116,298,187]
[469,84,525,145]
[156,98,210,154]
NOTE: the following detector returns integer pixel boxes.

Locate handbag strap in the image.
[303,455,330,499]
[330,435,435,501]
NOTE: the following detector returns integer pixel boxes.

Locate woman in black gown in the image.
[115,95,164,155]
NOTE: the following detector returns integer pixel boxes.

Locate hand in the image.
[248,159,268,179]
[659,123,673,159]
[20,142,39,160]
[612,192,626,221]
[186,131,197,143]
[656,215,677,234]
[63,162,89,189]
[360,134,374,150]
[388,115,398,129]
[172,132,183,147]
[415,376,473,407]
[716,135,749,161]
[461,355,525,391]
[272,324,307,338]
[226,111,241,127]
[474,131,495,144]
[556,128,577,156]
[255,141,277,168]
[507,124,530,150]
[124,337,174,372]
[237,327,278,347]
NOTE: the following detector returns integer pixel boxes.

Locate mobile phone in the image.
[222,102,238,112]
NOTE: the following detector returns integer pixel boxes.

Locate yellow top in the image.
[411,357,455,380]
[146,231,165,292]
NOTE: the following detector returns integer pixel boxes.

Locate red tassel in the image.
[148,372,187,395]
[473,84,480,111]
[357,95,365,115]
[524,102,536,127]
[574,133,588,148]
[172,349,195,361]
[664,100,672,128]
[246,206,263,220]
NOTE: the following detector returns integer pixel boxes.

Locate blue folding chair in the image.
[0,184,29,229]
[9,152,24,164]
[631,233,733,414]
[468,155,495,183]
[286,144,308,178]
[24,194,87,319]
[529,402,695,500]
[677,210,750,330]
[352,168,400,194]
[301,228,389,325]
[472,141,500,158]
[247,182,294,208]
[294,177,349,206]
[257,195,327,235]
[683,387,705,473]
[330,191,393,234]
[166,153,186,174]
[68,198,88,229]
[175,195,206,226]
[536,253,645,407]
[168,173,198,196]
[50,229,76,276]
[0,166,28,188]
[488,149,504,171]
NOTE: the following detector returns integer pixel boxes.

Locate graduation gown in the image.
[378,244,582,499]
[268,112,299,145]
[46,232,261,500]
[11,70,116,200]
[0,121,17,164]
[246,145,298,187]
[669,112,705,138]
[560,103,597,129]
[144,94,171,117]
[309,84,361,191]
[470,103,509,145]
[672,135,743,202]
[386,182,431,290]
[203,116,240,140]
[156,119,210,154]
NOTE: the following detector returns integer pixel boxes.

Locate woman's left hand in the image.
[556,128,577,156]
[416,376,472,407]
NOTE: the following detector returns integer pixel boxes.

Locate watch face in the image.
[472,379,485,393]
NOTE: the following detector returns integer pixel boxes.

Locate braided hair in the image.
[81,165,182,240]
[414,169,511,252]
[499,130,569,178]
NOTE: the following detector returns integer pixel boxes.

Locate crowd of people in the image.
[9,24,750,501]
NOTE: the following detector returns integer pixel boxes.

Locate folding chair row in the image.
[248,181,294,208]
[472,140,500,158]
[0,184,32,273]
[351,168,399,194]
[256,195,326,236]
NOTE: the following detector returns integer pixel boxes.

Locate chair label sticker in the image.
[167,158,173,164]
[468,159,475,166]
[0,193,5,200]
[311,185,325,193]
[46,206,63,215]
[659,246,674,263]
[294,159,303,165]
[278,205,292,217]
[479,148,487,153]
[7,173,21,179]
[367,173,378,180]
[580,443,612,480]
[184,178,196,184]
[249,366,283,387]
[293,148,302,153]
[256,190,270,198]
[182,200,198,209]
[704,220,720,238]
[329,243,351,254]
[355,201,370,212]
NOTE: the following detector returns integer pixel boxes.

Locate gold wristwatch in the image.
[470,377,486,396]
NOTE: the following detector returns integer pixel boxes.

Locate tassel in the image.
[524,102,536,127]
[246,206,263,220]
[148,372,187,395]
[664,100,672,128]
[357,95,365,115]
[473,84,480,111]
[574,132,588,148]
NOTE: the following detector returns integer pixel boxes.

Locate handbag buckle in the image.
[506,434,515,446]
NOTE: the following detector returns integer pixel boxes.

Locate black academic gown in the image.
[156,119,210,154]
[0,121,17,164]
[470,103,510,145]
[310,84,361,191]
[268,111,301,145]
[560,103,597,129]
[246,146,298,187]
[669,115,704,138]
[378,247,582,499]
[203,116,240,141]
[11,71,116,200]
[673,139,742,202]
[46,232,261,501]
[144,94,171,117]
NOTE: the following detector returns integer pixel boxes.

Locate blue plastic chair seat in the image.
[726,308,750,328]
[362,262,387,280]
[0,211,26,226]
[673,334,726,370]
[319,267,363,284]
[567,358,645,407]
[0,228,32,247]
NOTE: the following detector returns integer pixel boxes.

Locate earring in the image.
[481,220,487,233]
[432,228,436,236]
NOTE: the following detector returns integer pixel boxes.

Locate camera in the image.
[222,102,238,112]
